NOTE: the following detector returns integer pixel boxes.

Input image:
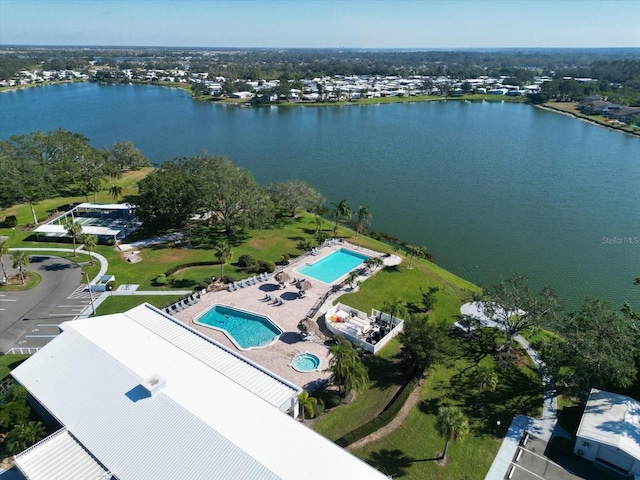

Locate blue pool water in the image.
[291,353,321,372]
[195,305,282,349]
[296,248,369,284]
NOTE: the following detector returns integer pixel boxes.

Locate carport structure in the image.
[33,202,137,243]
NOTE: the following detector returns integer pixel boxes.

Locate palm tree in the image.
[65,219,83,257]
[365,257,383,272]
[326,337,369,396]
[214,240,232,279]
[0,240,9,282]
[346,270,359,289]
[436,405,469,461]
[407,244,427,269]
[109,184,123,201]
[297,390,318,422]
[331,199,352,236]
[87,177,103,204]
[4,421,46,455]
[81,233,98,266]
[11,251,29,285]
[355,205,371,237]
[474,365,498,406]
[382,297,407,327]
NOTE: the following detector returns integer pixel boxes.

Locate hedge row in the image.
[164,261,219,276]
[338,377,419,447]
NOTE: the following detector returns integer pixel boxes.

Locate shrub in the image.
[3,215,17,228]
[339,378,418,446]
[281,254,290,265]
[204,278,213,285]
[319,390,342,409]
[237,254,255,268]
[153,274,169,286]
[263,261,276,273]
[312,397,325,418]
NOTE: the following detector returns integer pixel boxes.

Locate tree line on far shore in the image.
[0,130,150,221]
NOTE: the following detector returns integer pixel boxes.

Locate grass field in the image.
[0,355,29,381]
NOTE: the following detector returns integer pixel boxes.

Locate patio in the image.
[173,242,399,389]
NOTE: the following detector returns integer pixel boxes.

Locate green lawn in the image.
[0,355,29,381]
[350,341,542,480]
[94,294,186,316]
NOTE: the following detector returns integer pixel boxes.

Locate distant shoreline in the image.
[536,102,640,138]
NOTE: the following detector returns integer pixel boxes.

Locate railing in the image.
[6,347,40,355]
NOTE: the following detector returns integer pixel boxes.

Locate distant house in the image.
[578,99,612,115]
[11,304,389,480]
[487,88,508,95]
[231,91,254,99]
[574,389,640,478]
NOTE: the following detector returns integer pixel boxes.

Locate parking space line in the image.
[48,313,79,317]
[25,334,58,338]
[0,299,17,302]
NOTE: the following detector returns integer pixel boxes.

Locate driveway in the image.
[0,254,90,353]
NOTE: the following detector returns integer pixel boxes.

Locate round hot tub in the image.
[291,352,321,372]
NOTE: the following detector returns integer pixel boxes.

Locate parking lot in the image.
[0,255,93,353]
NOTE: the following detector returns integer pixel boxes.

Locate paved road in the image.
[0,254,91,353]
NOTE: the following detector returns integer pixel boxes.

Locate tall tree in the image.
[326,337,369,396]
[214,240,233,279]
[265,180,324,217]
[331,199,352,236]
[109,184,123,201]
[436,405,469,461]
[542,296,638,394]
[481,274,561,347]
[400,314,449,376]
[110,140,150,170]
[382,297,407,327]
[354,205,371,237]
[65,219,83,257]
[406,245,427,269]
[10,251,29,285]
[473,364,498,406]
[0,240,9,282]
[80,233,98,266]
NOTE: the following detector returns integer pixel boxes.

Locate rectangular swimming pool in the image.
[296,248,369,284]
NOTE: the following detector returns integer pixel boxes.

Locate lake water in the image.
[1,83,639,310]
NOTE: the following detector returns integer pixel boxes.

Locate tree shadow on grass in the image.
[366,448,415,478]
[363,354,409,390]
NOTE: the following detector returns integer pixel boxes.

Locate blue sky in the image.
[1,0,639,48]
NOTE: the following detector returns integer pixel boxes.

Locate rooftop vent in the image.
[141,374,166,396]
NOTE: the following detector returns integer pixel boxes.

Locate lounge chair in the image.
[261,293,270,301]
[275,297,283,306]
[280,298,288,305]
[228,284,235,292]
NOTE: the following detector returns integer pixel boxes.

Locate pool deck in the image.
[173,241,400,390]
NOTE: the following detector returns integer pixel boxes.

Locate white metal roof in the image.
[577,389,640,461]
[12,304,388,480]
[33,224,122,236]
[15,428,110,480]
[124,304,299,411]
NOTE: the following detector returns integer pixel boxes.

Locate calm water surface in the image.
[1,83,638,310]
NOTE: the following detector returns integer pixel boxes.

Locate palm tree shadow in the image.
[366,448,414,478]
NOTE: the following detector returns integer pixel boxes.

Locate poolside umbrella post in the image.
[275,272,290,288]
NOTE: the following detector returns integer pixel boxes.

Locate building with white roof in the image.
[574,388,640,477]
[12,304,388,480]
